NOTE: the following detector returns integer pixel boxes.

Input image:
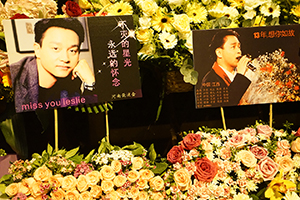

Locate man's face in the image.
[217,35,241,69]
[34,27,80,78]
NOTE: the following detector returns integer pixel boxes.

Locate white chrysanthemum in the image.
[244,0,270,11]
[284,192,300,200]
[260,2,281,18]
[223,6,240,20]
[245,180,259,192]
[209,1,226,18]
[211,137,222,147]
[139,16,152,29]
[159,31,178,49]
[233,193,253,200]
[4,0,57,18]
[243,9,257,19]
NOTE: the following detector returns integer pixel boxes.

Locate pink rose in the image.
[277,140,290,149]
[256,157,279,181]
[181,133,201,150]
[194,157,218,182]
[238,128,256,136]
[227,134,247,148]
[167,145,184,164]
[250,146,268,159]
[256,125,272,138]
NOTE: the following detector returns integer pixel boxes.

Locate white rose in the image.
[172,14,190,33]
[139,16,151,29]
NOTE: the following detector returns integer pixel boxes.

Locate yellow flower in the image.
[186,2,207,23]
[151,8,173,32]
[253,15,266,26]
[228,0,245,8]
[107,1,133,16]
[291,4,300,18]
[265,171,296,200]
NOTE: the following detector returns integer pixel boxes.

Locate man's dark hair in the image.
[34,18,85,46]
[209,29,240,60]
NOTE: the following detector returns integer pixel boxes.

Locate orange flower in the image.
[294,85,299,90]
[285,70,291,75]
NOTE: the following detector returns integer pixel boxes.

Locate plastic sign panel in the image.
[193,24,300,108]
[3,16,142,113]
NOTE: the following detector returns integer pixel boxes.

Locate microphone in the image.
[237,55,256,72]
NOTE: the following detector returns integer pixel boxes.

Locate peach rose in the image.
[201,140,213,154]
[90,185,102,198]
[26,197,35,200]
[131,157,144,170]
[18,181,30,196]
[137,179,149,190]
[275,156,294,173]
[86,170,101,186]
[107,190,120,200]
[256,157,279,181]
[149,176,164,191]
[100,165,116,180]
[116,188,126,198]
[139,169,154,180]
[128,187,139,199]
[65,189,80,200]
[291,138,300,153]
[50,188,65,200]
[277,140,290,149]
[33,165,53,182]
[111,160,122,173]
[138,191,149,200]
[151,192,164,200]
[236,150,257,168]
[257,125,273,139]
[5,183,19,197]
[113,175,127,187]
[62,175,77,191]
[77,175,89,192]
[79,191,92,200]
[101,180,114,193]
[127,170,140,182]
[30,180,44,197]
[49,174,64,188]
[173,168,191,191]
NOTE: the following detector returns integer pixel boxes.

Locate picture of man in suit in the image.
[10,18,96,112]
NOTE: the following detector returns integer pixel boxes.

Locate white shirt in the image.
[219,65,237,82]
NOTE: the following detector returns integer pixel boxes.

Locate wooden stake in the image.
[269,103,273,128]
[54,108,58,151]
[220,107,227,130]
[105,102,110,143]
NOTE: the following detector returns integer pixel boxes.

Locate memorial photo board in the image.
[193,24,300,109]
[3,16,142,113]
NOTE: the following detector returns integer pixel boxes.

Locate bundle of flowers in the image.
[0,138,168,200]
[165,122,300,200]
[241,49,300,105]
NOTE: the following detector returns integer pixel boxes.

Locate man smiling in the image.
[201,29,253,106]
[10,18,96,112]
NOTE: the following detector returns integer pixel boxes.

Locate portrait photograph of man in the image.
[193,25,300,109]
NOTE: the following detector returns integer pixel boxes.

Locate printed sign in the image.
[193,25,300,108]
[3,16,142,113]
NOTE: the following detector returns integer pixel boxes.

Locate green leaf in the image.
[65,147,80,159]
[0,174,12,184]
[69,154,83,164]
[47,144,53,155]
[152,162,168,174]
[249,194,259,200]
[84,149,95,162]
[148,144,157,162]
[0,184,6,195]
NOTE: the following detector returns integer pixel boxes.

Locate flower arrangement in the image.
[0,138,168,200]
[241,49,300,105]
[1,122,300,200]
[165,121,300,199]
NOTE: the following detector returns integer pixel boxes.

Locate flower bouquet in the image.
[0,138,168,200]
[165,121,300,199]
[241,49,300,105]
